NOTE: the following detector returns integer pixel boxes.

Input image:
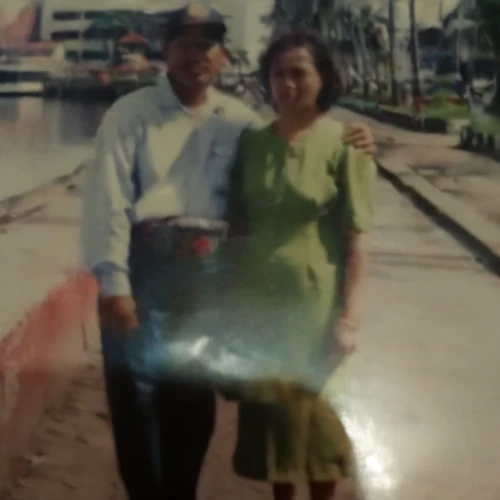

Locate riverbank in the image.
[0,161,86,225]
[0,178,98,489]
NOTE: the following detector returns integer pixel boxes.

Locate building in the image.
[40,0,147,63]
[39,0,271,67]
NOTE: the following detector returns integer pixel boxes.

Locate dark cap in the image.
[164,3,227,43]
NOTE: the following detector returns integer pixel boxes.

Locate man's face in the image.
[163,25,227,89]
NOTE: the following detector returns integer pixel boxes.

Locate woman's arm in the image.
[339,231,368,329]
[335,145,377,352]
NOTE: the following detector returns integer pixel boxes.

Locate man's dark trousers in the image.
[100,227,217,500]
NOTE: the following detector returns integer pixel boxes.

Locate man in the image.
[82,3,376,500]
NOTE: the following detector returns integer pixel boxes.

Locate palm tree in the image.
[388,0,399,104]
[231,49,251,82]
[357,7,373,97]
[266,0,337,39]
[408,0,422,111]
[312,0,338,40]
[337,6,373,98]
[265,0,391,99]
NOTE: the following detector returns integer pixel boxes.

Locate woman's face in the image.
[269,46,323,113]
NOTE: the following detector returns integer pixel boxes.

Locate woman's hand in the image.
[344,123,376,156]
[330,316,359,361]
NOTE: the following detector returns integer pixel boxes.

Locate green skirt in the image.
[231,362,358,484]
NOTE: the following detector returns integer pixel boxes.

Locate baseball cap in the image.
[164,2,227,43]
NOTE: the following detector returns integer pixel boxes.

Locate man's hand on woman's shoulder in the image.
[343,122,376,156]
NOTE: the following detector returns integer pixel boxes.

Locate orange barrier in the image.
[0,271,98,486]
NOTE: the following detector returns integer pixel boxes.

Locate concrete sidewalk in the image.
[332,106,500,276]
[3,178,500,500]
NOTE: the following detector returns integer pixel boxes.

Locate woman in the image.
[224,30,377,500]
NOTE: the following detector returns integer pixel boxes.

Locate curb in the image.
[0,162,88,226]
[339,102,464,135]
[0,271,99,489]
[377,158,500,276]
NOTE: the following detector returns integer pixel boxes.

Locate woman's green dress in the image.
[224,116,377,483]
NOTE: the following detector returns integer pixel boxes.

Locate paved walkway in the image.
[332,107,500,226]
[2,175,500,500]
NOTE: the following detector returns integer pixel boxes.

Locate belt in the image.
[134,216,229,258]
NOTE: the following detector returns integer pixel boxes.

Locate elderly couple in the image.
[83,3,376,500]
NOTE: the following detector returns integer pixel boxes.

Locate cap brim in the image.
[165,22,226,43]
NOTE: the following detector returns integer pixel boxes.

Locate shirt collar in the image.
[157,76,219,116]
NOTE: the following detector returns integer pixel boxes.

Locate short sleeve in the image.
[338,145,377,232]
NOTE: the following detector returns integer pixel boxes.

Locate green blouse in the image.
[223,115,377,395]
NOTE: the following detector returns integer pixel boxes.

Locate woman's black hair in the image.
[259,29,345,111]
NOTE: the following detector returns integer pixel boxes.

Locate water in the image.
[0,97,110,201]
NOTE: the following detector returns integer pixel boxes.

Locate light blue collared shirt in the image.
[82,78,262,297]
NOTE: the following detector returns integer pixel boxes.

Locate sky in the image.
[0,0,461,27]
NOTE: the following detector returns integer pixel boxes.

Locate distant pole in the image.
[456,2,462,68]
[388,0,398,104]
[78,10,84,64]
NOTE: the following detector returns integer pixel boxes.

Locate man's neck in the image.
[168,74,209,109]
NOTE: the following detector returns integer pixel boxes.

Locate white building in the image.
[40,0,133,62]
